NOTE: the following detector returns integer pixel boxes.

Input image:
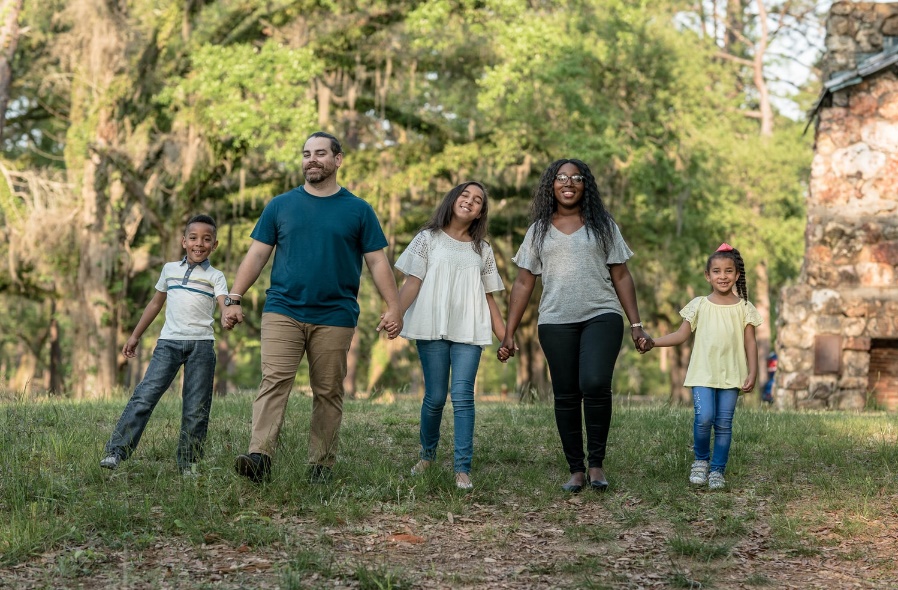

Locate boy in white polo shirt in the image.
[100,214,229,476]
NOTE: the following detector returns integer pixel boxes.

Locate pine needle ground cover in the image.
[1,394,896,589]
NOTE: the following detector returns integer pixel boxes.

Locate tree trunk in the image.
[0,0,22,140]
[343,330,361,398]
[753,259,772,393]
[515,319,548,401]
[366,336,406,394]
[47,300,64,394]
[70,161,121,398]
[752,0,773,137]
[668,341,692,405]
[64,2,130,398]
[10,340,36,395]
[215,335,232,396]
[725,0,749,57]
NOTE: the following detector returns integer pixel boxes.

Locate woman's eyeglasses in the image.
[554,174,585,184]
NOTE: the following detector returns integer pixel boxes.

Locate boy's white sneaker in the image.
[689,460,709,485]
[708,471,726,490]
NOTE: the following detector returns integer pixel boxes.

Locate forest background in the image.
[0,0,824,403]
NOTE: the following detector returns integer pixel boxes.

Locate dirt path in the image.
[3,495,895,589]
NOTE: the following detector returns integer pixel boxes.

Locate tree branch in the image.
[716,51,754,67]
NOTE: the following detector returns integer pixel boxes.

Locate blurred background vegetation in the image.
[0,0,824,402]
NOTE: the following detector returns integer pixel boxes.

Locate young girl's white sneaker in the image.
[689,460,709,485]
[708,471,726,490]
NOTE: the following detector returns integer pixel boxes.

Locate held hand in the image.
[496,346,511,363]
[498,334,516,361]
[377,309,403,339]
[122,337,139,359]
[632,327,654,353]
[223,307,244,330]
[636,337,654,354]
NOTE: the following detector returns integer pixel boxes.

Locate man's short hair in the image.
[307,131,343,156]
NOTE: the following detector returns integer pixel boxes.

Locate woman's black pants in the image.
[538,313,623,473]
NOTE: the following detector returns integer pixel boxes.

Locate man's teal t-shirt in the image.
[251,186,388,327]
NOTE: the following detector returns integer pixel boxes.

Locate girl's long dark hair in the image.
[530,159,614,256]
[421,181,489,255]
[706,246,749,303]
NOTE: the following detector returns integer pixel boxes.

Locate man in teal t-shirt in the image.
[225,132,402,483]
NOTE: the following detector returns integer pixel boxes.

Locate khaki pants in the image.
[249,312,355,466]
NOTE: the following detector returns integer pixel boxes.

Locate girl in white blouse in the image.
[395,181,508,490]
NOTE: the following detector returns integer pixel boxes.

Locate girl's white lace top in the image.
[395,229,504,346]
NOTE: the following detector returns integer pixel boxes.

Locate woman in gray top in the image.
[499,158,653,493]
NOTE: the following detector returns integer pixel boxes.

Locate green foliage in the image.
[5,0,814,396]
[162,41,323,167]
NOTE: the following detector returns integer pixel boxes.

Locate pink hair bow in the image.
[716,243,734,252]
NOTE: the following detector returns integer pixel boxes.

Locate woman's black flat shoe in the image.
[589,477,608,491]
[561,482,583,493]
[588,469,609,491]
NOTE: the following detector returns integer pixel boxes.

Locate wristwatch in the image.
[224,296,242,306]
[630,322,643,329]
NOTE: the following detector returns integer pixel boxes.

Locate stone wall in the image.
[775,1,898,410]
[824,2,898,79]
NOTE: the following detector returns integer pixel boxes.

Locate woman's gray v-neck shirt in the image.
[512,222,633,325]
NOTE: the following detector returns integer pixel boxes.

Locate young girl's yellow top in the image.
[681,296,762,390]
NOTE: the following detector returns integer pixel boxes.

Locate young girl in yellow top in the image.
[640,243,761,490]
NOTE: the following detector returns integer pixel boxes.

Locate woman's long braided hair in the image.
[706,246,749,303]
[530,158,615,256]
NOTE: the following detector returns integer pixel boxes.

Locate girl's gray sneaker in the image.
[708,471,726,490]
[689,460,709,485]
[99,454,122,470]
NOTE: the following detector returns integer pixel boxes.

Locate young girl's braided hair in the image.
[707,243,749,302]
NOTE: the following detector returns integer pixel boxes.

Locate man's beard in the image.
[304,165,333,184]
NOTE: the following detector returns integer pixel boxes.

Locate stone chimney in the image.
[775,1,898,410]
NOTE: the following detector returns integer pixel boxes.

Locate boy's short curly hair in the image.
[185,214,217,237]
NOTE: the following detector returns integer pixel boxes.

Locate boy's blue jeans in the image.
[416,339,482,474]
[105,339,216,470]
[692,386,739,474]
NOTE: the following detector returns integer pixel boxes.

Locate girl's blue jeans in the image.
[105,339,216,470]
[692,386,739,473]
[416,339,482,474]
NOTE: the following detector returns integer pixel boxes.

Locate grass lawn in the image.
[1,392,897,589]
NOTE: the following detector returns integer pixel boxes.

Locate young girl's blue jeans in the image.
[692,386,739,473]
[416,339,482,474]
[105,339,216,470]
